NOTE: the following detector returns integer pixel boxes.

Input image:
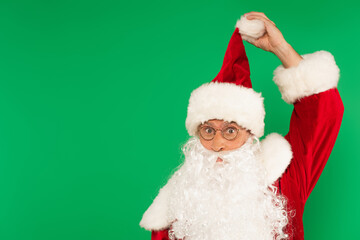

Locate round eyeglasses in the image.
[197,125,242,141]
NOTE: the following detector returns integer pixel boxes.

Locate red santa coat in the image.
[145,50,344,240]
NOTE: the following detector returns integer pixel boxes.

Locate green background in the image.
[0,0,358,239]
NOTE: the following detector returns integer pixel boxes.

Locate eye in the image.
[205,127,213,134]
[226,127,236,134]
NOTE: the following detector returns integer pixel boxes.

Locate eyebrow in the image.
[204,121,238,127]
[224,121,238,127]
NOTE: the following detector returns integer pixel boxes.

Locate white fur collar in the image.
[139,133,292,231]
[257,133,293,185]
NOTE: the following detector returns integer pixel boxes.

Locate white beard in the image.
[166,136,289,240]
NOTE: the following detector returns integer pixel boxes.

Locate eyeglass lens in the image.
[199,126,238,140]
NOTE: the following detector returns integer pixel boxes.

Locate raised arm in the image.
[245,12,344,200]
[273,51,344,200]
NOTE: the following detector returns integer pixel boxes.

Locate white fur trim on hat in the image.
[139,184,172,231]
[235,15,265,43]
[185,82,265,138]
[256,133,293,185]
[273,50,340,104]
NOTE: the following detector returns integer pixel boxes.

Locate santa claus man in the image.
[139,12,344,240]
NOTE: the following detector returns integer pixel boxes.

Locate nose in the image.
[211,131,225,152]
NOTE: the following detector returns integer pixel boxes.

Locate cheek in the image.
[226,140,243,150]
[227,133,249,150]
[199,138,212,150]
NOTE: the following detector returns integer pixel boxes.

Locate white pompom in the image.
[235,15,265,40]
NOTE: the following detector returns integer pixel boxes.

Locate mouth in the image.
[216,157,223,163]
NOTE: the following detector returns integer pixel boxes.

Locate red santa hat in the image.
[185,15,266,138]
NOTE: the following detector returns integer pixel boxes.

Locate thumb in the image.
[242,35,256,44]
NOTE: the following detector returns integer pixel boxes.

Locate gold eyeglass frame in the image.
[197,125,242,141]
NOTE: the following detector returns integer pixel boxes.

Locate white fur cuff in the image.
[140,185,171,231]
[273,50,340,104]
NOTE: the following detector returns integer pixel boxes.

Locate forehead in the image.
[203,119,239,127]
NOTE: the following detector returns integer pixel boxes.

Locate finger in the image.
[247,37,262,49]
[245,11,272,22]
[245,15,280,38]
[246,14,275,26]
[245,11,268,19]
[245,14,276,27]
[242,35,256,44]
[245,13,275,26]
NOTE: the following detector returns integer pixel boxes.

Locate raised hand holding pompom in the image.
[237,12,287,53]
[238,11,303,68]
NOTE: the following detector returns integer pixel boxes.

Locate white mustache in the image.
[200,137,258,165]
